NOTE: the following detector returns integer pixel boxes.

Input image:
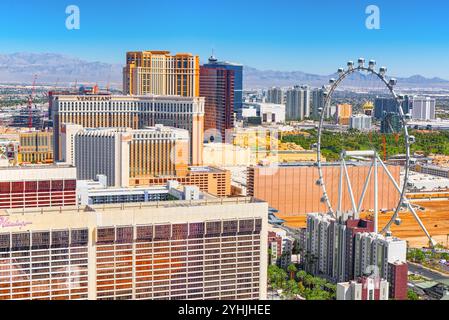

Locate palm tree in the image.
[287,264,298,280]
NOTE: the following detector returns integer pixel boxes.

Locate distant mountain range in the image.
[1,52,448,90]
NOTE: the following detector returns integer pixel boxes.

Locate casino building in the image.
[0,197,268,300]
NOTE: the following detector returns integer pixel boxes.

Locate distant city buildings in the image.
[286,86,310,121]
[374,96,412,120]
[242,102,286,124]
[123,51,200,97]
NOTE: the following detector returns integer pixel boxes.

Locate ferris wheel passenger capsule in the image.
[347,61,354,70]
[329,78,336,84]
[358,58,365,67]
[379,67,387,76]
[408,135,416,144]
[394,218,402,226]
[338,68,344,75]
[389,78,397,86]
[368,60,376,70]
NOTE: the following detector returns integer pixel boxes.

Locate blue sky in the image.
[1,0,449,78]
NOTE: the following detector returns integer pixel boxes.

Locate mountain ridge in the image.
[0,52,448,89]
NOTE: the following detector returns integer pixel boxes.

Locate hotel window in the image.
[11,232,30,251]
[172,224,188,240]
[32,231,50,250]
[51,230,69,248]
[154,224,171,241]
[222,221,238,235]
[116,227,133,244]
[97,228,115,244]
[206,221,221,237]
[71,229,88,247]
[0,233,10,252]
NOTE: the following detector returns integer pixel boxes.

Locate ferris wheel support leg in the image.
[356,160,374,219]
[374,156,379,234]
[342,159,358,218]
[377,157,436,247]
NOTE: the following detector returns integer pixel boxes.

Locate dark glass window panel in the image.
[38,181,50,192]
[255,219,262,233]
[0,233,10,252]
[97,228,115,244]
[223,220,238,235]
[11,232,30,251]
[32,231,50,250]
[25,181,38,192]
[11,181,24,193]
[136,225,153,242]
[0,182,10,194]
[51,180,64,191]
[189,223,205,238]
[116,226,133,244]
[172,224,188,240]
[71,229,88,246]
[239,219,255,233]
[51,230,69,248]
[63,180,77,190]
[206,221,221,236]
[154,224,171,241]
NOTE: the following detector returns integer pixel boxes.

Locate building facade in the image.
[18,130,53,164]
[50,94,205,165]
[123,51,200,97]
[286,86,310,121]
[0,165,77,210]
[411,97,436,121]
[0,197,268,300]
[203,56,243,118]
[349,115,372,131]
[63,125,189,188]
[200,65,235,140]
[247,163,401,217]
[267,87,283,104]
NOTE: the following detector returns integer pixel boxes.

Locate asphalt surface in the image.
[408,263,449,282]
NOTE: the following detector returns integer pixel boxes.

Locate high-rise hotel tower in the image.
[123,51,200,97]
[50,94,204,166]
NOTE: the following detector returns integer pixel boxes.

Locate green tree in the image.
[287,264,298,280]
[407,289,420,301]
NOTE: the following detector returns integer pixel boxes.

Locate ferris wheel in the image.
[315,58,436,247]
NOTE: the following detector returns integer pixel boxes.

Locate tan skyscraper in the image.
[123,51,200,97]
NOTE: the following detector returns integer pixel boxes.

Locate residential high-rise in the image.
[0,197,268,300]
[62,125,189,187]
[203,56,243,118]
[381,112,402,134]
[311,87,326,119]
[337,277,389,300]
[50,94,205,165]
[267,87,283,104]
[411,97,436,120]
[200,63,235,140]
[349,115,372,131]
[123,51,200,97]
[374,96,412,120]
[286,86,310,121]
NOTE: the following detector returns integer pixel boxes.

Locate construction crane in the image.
[28,74,38,130]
